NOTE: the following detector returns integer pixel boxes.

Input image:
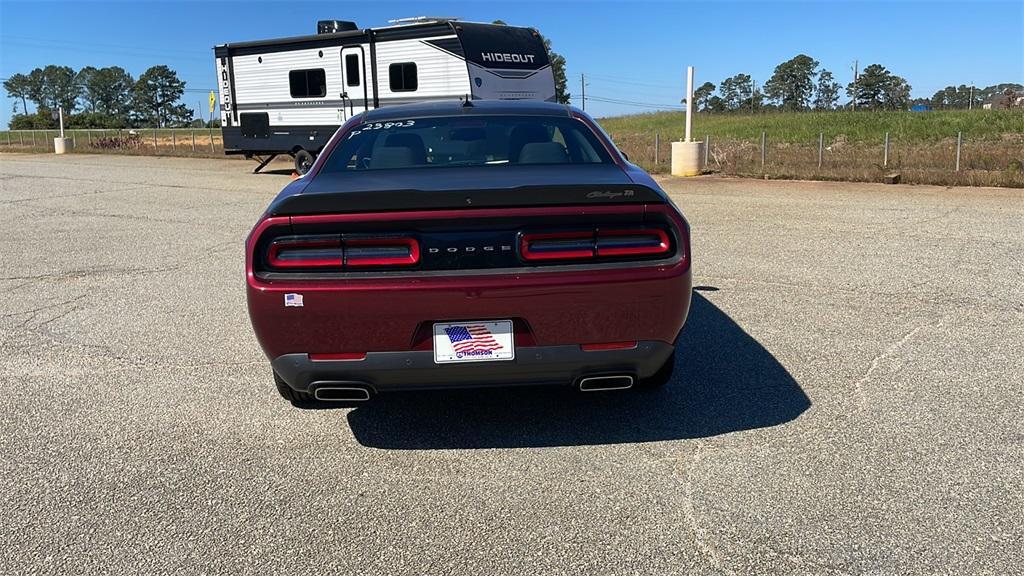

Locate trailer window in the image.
[289,69,326,98]
[345,54,361,87]
[388,63,417,92]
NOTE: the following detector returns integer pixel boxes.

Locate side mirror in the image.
[621,152,629,162]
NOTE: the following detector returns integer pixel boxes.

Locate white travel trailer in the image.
[214,18,557,173]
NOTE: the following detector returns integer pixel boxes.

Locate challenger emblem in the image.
[587,190,635,199]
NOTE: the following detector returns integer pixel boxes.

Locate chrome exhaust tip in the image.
[312,384,372,402]
[577,375,634,392]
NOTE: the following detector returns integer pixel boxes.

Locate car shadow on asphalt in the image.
[344,292,810,449]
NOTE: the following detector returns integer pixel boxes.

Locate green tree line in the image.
[687,54,1021,113]
[4,64,213,129]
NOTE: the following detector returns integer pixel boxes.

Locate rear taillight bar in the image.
[519,230,594,261]
[596,228,670,257]
[268,235,343,268]
[519,227,672,262]
[266,235,419,270]
[345,237,420,267]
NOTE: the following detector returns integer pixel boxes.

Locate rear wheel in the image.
[637,353,675,389]
[293,149,315,175]
[274,370,315,406]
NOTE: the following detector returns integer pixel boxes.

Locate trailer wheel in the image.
[293,149,315,175]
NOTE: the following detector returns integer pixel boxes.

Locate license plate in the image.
[433,320,515,364]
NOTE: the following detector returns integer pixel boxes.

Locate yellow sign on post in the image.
[209,91,216,114]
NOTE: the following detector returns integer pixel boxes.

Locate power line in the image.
[587,95,684,110]
[2,38,210,62]
[4,35,211,58]
[583,73,681,89]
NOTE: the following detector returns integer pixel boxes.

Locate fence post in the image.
[883,132,889,168]
[20,132,24,146]
[654,133,660,164]
[72,130,77,148]
[760,131,766,170]
[191,129,196,152]
[209,128,215,153]
[172,130,176,150]
[818,132,824,169]
[704,134,710,166]
[153,128,158,150]
[32,130,36,147]
[955,131,962,172]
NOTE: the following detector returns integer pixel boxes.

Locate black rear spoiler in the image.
[268,184,666,216]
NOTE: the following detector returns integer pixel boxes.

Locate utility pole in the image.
[851,60,859,111]
[969,83,974,110]
[580,73,586,111]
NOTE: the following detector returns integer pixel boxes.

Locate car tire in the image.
[293,149,315,175]
[637,353,676,389]
[274,370,315,407]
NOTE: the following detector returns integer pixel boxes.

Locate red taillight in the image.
[345,237,420,267]
[266,236,419,269]
[520,228,671,262]
[519,230,594,261]
[596,228,670,257]
[268,236,343,268]
[581,341,638,351]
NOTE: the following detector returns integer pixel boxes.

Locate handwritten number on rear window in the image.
[347,120,416,139]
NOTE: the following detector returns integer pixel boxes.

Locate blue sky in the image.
[1,0,1021,127]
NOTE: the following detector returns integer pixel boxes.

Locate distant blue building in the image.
[911,104,932,112]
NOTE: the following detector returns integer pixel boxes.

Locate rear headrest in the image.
[369,146,418,169]
[508,123,550,162]
[384,133,426,164]
[517,142,569,164]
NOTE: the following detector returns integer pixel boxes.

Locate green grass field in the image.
[596,109,1023,186]
[597,109,1024,144]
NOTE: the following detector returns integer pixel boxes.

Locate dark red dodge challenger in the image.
[246,100,692,405]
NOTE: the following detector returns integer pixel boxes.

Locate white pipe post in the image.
[671,65,702,176]
[59,106,65,138]
[685,66,694,143]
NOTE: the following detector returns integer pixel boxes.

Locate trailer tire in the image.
[294,149,315,175]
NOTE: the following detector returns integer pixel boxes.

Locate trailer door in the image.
[340,46,369,120]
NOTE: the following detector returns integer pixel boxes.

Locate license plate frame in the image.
[432,320,515,364]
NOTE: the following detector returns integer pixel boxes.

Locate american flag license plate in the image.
[433,320,515,364]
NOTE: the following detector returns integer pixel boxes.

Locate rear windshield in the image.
[319,115,613,173]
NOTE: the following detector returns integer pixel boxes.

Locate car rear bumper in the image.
[249,261,692,360]
[271,340,675,394]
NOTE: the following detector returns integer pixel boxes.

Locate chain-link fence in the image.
[0,128,224,157]
[610,130,1024,187]
[4,127,1023,187]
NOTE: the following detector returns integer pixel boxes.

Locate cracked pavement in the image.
[1,153,1022,575]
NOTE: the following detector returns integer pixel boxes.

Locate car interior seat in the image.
[517,142,570,164]
[508,124,551,163]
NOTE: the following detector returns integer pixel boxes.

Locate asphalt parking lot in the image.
[1,153,1021,575]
